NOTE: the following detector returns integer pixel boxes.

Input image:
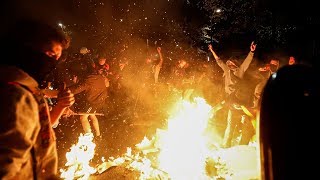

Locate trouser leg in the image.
[80,115,91,134]
[222,109,236,148]
[239,115,255,145]
[89,115,101,137]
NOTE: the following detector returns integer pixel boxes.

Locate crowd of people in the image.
[0,19,316,179]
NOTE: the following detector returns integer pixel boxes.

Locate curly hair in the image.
[8,19,70,50]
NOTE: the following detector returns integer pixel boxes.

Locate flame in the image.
[60,133,97,180]
[60,97,259,179]
[156,97,213,180]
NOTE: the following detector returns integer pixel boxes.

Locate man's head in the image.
[80,47,90,55]
[269,59,279,73]
[10,19,69,60]
[2,19,70,82]
[97,54,107,65]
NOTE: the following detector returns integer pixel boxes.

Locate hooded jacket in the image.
[0,65,58,179]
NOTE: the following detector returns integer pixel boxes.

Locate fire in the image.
[156,97,214,180]
[60,97,259,179]
[60,133,97,180]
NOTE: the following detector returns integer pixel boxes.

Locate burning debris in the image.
[60,133,97,180]
[60,97,259,180]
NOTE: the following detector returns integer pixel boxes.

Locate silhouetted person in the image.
[0,19,73,179]
[259,64,320,180]
[209,42,257,147]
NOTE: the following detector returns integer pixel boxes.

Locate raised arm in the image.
[238,41,257,74]
[157,47,163,67]
[154,47,163,83]
[208,44,227,70]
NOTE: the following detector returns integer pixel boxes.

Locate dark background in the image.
[1,0,319,175]
[1,0,319,66]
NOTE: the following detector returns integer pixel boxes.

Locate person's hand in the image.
[62,108,74,117]
[250,41,257,52]
[289,56,296,65]
[157,47,161,53]
[259,64,270,72]
[57,89,75,108]
[208,44,213,51]
[259,67,267,72]
[72,75,78,84]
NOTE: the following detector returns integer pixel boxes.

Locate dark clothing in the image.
[70,74,109,112]
[46,60,76,89]
[1,46,58,84]
[68,53,95,82]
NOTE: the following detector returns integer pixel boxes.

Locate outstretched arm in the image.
[239,41,257,74]
[154,47,163,83]
[208,44,227,70]
[157,47,163,67]
[208,44,219,60]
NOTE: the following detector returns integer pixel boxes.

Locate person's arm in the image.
[157,47,164,67]
[0,86,40,179]
[208,44,227,70]
[238,41,257,74]
[154,47,163,83]
[68,79,89,95]
[50,90,75,126]
[41,89,59,98]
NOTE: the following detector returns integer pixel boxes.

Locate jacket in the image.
[0,65,58,179]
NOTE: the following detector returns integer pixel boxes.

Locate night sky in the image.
[1,0,319,66]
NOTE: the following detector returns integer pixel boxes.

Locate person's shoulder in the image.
[0,82,35,99]
[0,82,39,132]
[0,82,38,117]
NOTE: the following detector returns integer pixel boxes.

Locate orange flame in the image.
[60,133,97,180]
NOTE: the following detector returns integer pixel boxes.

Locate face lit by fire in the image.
[98,58,107,65]
[269,59,279,72]
[289,56,296,65]
[44,41,63,60]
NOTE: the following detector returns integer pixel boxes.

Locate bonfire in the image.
[60,97,259,180]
